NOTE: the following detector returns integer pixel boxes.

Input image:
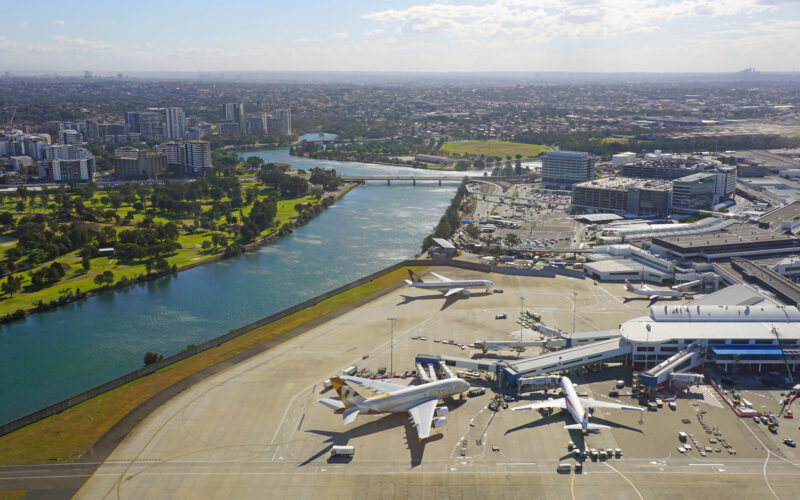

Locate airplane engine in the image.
[462,290,471,296]
[432,417,447,428]
[435,407,449,417]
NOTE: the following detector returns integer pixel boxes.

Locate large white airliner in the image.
[318,374,469,440]
[404,270,494,297]
[511,376,643,431]
[624,279,683,300]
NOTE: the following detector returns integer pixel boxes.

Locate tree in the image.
[93,270,114,288]
[504,233,521,248]
[143,351,163,366]
[81,257,91,272]
[466,224,481,240]
[1,275,22,297]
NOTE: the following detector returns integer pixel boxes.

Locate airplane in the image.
[404,269,494,297]
[318,374,469,440]
[511,376,643,432]
[624,279,683,301]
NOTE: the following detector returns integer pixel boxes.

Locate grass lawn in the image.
[440,140,550,159]
[0,266,427,465]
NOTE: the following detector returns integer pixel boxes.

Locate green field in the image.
[440,140,550,158]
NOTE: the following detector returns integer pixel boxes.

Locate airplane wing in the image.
[339,375,405,395]
[430,272,452,282]
[511,398,568,411]
[443,287,466,297]
[407,398,439,439]
[581,397,644,412]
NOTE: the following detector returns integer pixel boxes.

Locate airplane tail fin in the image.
[408,269,424,283]
[625,279,634,291]
[329,376,366,408]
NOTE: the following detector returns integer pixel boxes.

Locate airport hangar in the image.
[420,296,800,394]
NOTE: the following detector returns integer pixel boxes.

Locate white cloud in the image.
[297,38,323,43]
[362,0,777,41]
[52,19,64,25]
[51,35,117,51]
[364,28,387,37]
[332,32,349,38]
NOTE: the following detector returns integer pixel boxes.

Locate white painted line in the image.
[689,463,724,466]
[496,462,536,465]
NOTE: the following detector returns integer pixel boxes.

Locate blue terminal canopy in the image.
[710,346,785,356]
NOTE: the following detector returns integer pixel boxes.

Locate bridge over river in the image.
[341,175,524,185]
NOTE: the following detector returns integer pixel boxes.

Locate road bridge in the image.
[341,175,527,186]
[731,257,800,306]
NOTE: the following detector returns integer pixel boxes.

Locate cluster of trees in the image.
[421,180,468,252]
[308,168,343,191]
[239,198,278,242]
[257,169,309,197]
[115,221,180,261]
[294,137,432,165]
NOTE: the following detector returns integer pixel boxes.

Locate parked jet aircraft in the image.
[318,374,469,440]
[624,279,683,300]
[404,270,494,297]
[511,376,643,431]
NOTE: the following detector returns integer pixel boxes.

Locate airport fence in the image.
[0,258,497,436]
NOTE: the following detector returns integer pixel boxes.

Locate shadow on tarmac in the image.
[304,398,465,468]
[396,292,492,311]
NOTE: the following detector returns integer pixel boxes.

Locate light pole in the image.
[388,317,397,376]
[520,296,525,342]
[572,292,578,333]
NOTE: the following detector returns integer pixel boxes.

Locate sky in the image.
[2,0,799,73]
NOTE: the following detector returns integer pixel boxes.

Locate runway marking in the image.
[603,462,644,500]
[740,415,786,500]
[689,463,724,466]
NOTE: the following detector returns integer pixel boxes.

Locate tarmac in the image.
[56,268,800,499]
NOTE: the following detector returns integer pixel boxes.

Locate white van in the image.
[330,445,355,458]
[557,463,572,473]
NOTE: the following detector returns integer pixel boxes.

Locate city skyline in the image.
[2,0,800,73]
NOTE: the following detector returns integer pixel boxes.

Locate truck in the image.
[342,365,357,376]
[330,445,355,459]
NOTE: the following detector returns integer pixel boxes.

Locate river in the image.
[0,148,485,424]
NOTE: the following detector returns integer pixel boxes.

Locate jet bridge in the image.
[499,338,633,389]
[639,341,705,389]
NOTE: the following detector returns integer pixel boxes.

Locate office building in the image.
[542,151,595,189]
[223,102,245,125]
[113,147,167,179]
[671,173,717,210]
[184,140,212,175]
[165,107,186,140]
[243,115,266,136]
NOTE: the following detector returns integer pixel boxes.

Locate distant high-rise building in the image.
[39,158,95,182]
[223,102,244,125]
[113,147,167,179]
[125,112,140,133]
[275,108,292,135]
[137,112,165,142]
[84,70,92,79]
[542,151,595,189]
[243,115,266,136]
[184,140,212,175]
[154,141,186,167]
[59,129,83,146]
[165,107,186,140]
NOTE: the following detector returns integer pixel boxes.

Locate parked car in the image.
[495,313,507,319]
[784,438,796,447]
[493,288,504,293]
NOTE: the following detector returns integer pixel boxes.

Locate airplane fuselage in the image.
[359,378,469,414]
[409,280,494,292]
[625,281,681,298]
[561,376,588,428]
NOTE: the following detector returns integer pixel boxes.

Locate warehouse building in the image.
[650,223,800,260]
